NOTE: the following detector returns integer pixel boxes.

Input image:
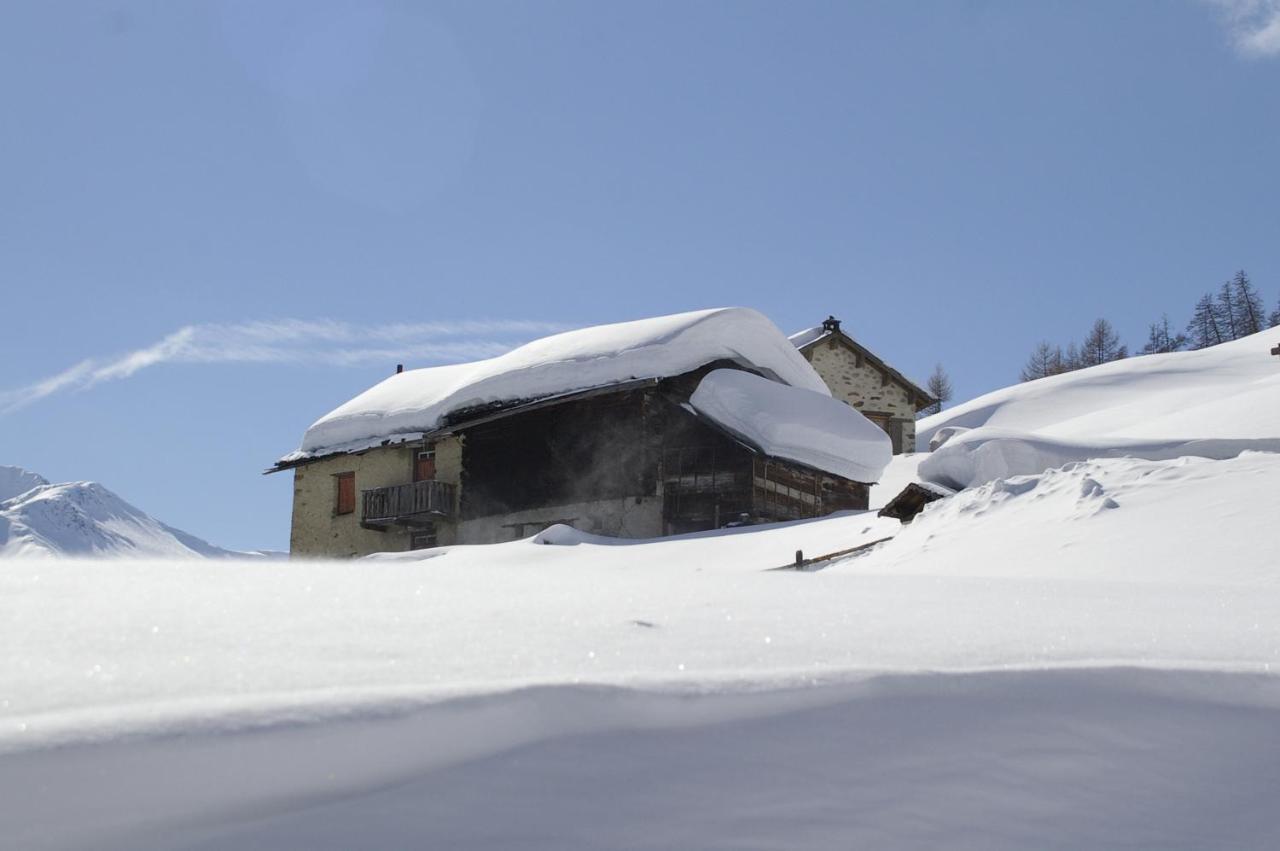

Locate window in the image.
[410,526,437,550]
[334,472,355,515]
[414,445,436,482]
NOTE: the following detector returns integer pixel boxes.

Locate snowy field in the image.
[4,449,1280,849]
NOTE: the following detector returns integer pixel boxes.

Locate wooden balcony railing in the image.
[361,480,456,528]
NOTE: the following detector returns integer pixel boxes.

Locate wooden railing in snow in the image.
[361,480,456,527]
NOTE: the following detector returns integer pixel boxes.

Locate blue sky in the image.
[2,1,1278,551]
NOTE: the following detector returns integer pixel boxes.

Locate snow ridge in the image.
[0,466,239,559]
[916,329,1280,488]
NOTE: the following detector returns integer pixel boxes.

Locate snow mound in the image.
[917,329,1280,488]
[919,430,1280,490]
[531,523,619,546]
[0,466,49,502]
[285,307,828,462]
[873,452,1279,586]
[689,368,892,482]
[0,479,240,560]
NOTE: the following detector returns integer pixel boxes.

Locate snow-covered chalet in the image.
[270,308,895,558]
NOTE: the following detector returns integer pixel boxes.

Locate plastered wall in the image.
[288,435,464,558]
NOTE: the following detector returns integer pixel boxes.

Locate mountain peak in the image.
[0,466,51,503]
[0,468,243,559]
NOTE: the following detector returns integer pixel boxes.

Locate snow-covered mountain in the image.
[0,466,49,502]
[0,466,242,559]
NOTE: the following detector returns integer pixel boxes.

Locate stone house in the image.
[791,316,936,454]
[270,308,893,559]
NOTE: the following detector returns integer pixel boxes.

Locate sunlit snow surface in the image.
[917,328,1280,488]
[3,452,1280,849]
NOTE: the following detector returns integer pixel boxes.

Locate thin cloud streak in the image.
[1208,0,1280,56]
[0,318,565,414]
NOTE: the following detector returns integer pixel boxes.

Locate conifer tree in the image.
[1270,297,1280,329]
[1079,318,1127,367]
[1216,281,1239,341]
[1187,293,1224,349]
[1020,342,1063,382]
[1230,270,1265,336]
[923,363,953,414]
[1062,341,1081,372]
[1139,314,1188,355]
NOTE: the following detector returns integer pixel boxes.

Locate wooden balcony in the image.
[361,480,456,529]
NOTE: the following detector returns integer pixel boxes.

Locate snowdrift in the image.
[7,670,1280,851]
[4,451,1280,847]
[917,328,1280,487]
[6,452,1280,752]
[285,307,830,462]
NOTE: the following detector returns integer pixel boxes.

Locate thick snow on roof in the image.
[286,308,829,462]
[689,368,892,483]
[917,328,1280,488]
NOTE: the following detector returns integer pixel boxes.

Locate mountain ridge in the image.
[0,466,251,559]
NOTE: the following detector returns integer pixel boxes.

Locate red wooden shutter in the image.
[335,472,355,515]
[414,449,436,482]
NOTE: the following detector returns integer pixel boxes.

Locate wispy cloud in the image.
[0,318,566,414]
[1207,0,1280,56]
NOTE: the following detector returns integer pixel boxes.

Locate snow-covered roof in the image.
[281,308,830,464]
[788,325,829,349]
[689,369,892,483]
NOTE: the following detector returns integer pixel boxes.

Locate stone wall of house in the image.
[433,436,463,545]
[457,494,665,544]
[288,435,464,558]
[803,339,917,454]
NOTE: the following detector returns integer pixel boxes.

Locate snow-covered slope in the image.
[0,467,239,559]
[917,329,1280,487]
[3,451,1280,848]
[0,465,48,502]
[285,307,829,462]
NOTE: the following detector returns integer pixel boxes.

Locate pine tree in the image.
[1139,314,1188,355]
[1230,270,1265,336]
[1079,318,1126,367]
[1216,281,1239,341]
[1186,293,1224,349]
[923,363,953,415]
[1061,342,1081,372]
[1020,342,1061,382]
[1270,296,1280,329]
